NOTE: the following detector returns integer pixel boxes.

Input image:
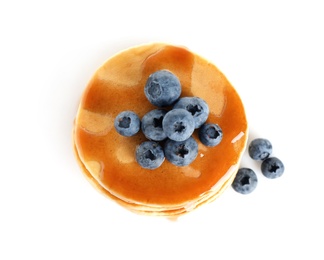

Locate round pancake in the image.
[73,141,238,216]
[73,43,248,212]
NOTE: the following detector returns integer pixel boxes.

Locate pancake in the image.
[73,43,248,216]
[73,142,238,216]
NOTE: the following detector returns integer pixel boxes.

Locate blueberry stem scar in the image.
[174,122,185,133]
[240,176,250,186]
[153,116,163,128]
[270,164,279,172]
[186,104,202,115]
[119,117,131,128]
[206,127,219,139]
[144,150,157,160]
[177,144,189,158]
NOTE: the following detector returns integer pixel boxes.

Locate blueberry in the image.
[198,123,223,147]
[141,109,167,141]
[173,97,209,128]
[164,137,198,166]
[232,168,258,194]
[248,138,272,160]
[114,111,140,137]
[136,141,165,169]
[144,70,181,107]
[162,109,195,142]
[261,157,285,179]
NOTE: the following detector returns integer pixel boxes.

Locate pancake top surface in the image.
[74,43,248,206]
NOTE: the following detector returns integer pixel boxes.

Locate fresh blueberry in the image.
[232,168,258,194]
[144,70,181,107]
[173,97,209,128]
[136,141,165,169]
[248,138,272,160]
[141,109,167,141]
[198,123,223,147]
[162,109,195,142]
[164,137,198,166]
[114,111,140,137]
[261,157,285,179]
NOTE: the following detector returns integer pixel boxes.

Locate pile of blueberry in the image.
[232,138,285,194]
[114,70,223,169]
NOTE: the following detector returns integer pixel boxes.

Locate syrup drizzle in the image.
[75,44,248,206]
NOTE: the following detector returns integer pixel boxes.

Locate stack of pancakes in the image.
[73,43,248,216]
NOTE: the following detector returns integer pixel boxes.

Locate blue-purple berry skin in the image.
[114,111,141,137]
[164,137,198,166]
[198,123,223,147]
[144,70,181,107]
[162,108,195,142]
[232,168,258,194]
[136,141,165,169]
[261,157,285,179]
[248,138,272,160]
[141,109,167,141]
[173,97,209,128]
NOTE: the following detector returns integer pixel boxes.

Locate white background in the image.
[1,0,323,259]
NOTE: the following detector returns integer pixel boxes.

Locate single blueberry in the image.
[173,97,209,128]
[261,157,285,179]
[162,108,195,142]
[164,137,198,166]
[144,70,181,107]
[141,109,167,141]
[198,123,223,147]
[248,138,272,160]
[136,141,165,169]
[232,168,258,194]
[114,111,140,137]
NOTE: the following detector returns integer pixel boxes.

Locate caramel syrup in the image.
[74,43,248,206]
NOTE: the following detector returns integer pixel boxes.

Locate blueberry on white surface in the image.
[141,109,167,141]
[114,111,141,137]
[173,97,209,128]
[144,70,181,107]
[248,138,272,160]
[136,141,165,169]
[232,168,258,194]
[162,109,195,142]
[198,123,223,147]
[261,157,285,179]
[164,137,198,166]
